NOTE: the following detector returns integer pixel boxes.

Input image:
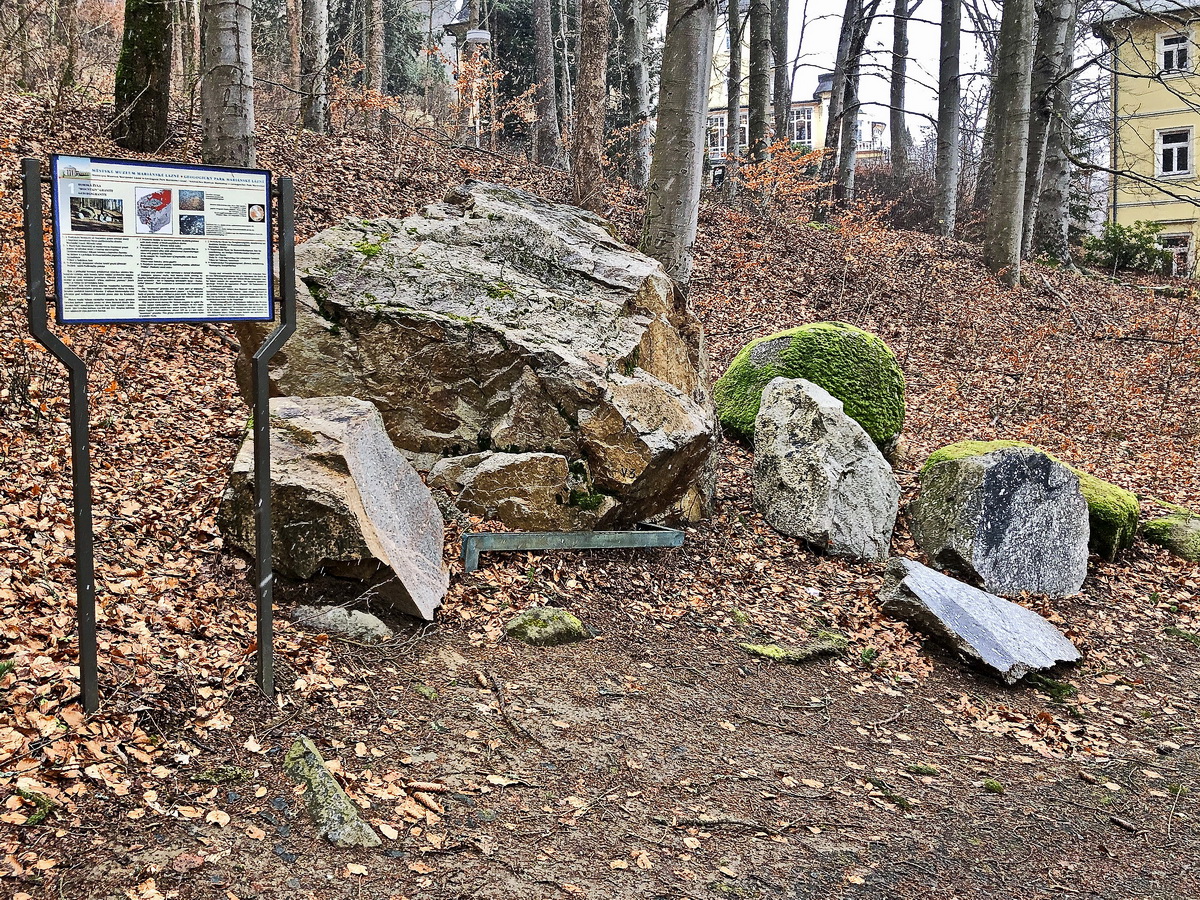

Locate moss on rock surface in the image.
[504,606,591,646]
[922,440,1139,560]
[713,322,906,446]
[1143,513,1200,562]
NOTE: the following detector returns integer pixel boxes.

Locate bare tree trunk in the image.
[556,0,574,129]
[286,0,301,103]
[572,0,611,211]
[622,0,650,186]
[724,0,744,199]
[365,0,384,97]
[889,0,909,177]
[640,0,718,287]
[300,0,329,132]
[201,0,255,166]
[834,56,860,201]
[981,0,1034,286]
[1021,0,1075,259]
[934,0,960,235]
[771,0,789,144]
[1031,4,1076,263]
[748,0,770,160]
[16,0,36,89]
[534,0,565,166]
[113,0,173,151]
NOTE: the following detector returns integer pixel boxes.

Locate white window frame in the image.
[707,114,726,161]
[1161,233,1193,276]
[1159,30,1193,74]
[788,106,813,145]
[1157,126,1193,177]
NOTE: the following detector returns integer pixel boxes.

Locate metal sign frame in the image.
[22,157,296,713]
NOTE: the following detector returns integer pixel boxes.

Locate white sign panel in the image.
[51,155,274,323]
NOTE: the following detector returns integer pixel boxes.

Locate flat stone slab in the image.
[283,737,380,848]
[881,558,1081,684]
[290,606,393,643]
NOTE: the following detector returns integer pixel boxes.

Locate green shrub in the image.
[1082,221,1172,274]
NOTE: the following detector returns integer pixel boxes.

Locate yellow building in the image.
[1100,1,1200,275]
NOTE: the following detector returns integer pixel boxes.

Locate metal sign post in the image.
[21,157,296,711]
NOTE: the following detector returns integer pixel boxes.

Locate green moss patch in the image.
[1143,513,1200,562]
[922,440,1139,560]
[739,631,847,663]
[713,322,906,446]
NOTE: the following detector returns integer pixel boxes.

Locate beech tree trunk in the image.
[286,0,301,101]
[300,0,329,132]
[820,0,858,188]
[724,0,744,198]
[640,0,718,286]
[201,0,255,167]
[934,0,960,235]
[533,0,564,166]
[981,0,1035,286]
[889,0,909,177]
[748,0,771,160]
[1021,0,1075,259]
[622,0,650,186]
[771,0,789,144]
[571,0,611,211]
[1031,3,1077,262]
[365,0,384,95]
[113,0,173,151]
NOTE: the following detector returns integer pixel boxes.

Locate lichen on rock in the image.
[504,606,591,646]
[283,737,381,848]
[922,440,1139,561]
[1142,512,1200,562]
[713,322,906,447]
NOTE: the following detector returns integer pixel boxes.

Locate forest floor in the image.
[2,96,1200,900]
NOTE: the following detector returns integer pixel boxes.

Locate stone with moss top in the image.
[505,606,591,646]
[713,322,906,446]
[1142,512,1200,562]
[923,440,1139,561]
[739,631,847,663]
[284,737,381,847]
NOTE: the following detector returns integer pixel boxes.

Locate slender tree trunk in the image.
[640,0,718,286]
[1031,5,1077,262]
[1021,0,1075,259]
[113,0,173,151]
[934,0,960,235]
[200,0,255,166]
[724,0,744,199]
[300,0,329,132]
[286,0,301,103]
[981,0,1035,286]
[889,0,909,176]
[16,0,36,89]
[460,0,481,138]
[622,0,650,186]
[533,0,565,166]
[572,0,611,211]
[365,0,384,95]
[748,0,770,160]
[820,0,858,191]
[771,0,789,144]
[556,0,574,132]
[834,56,860,201]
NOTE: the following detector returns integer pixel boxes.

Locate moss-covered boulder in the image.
[922,440,1139,561]
[504,606,591,646]
[284,737,381,848]
[713,322,906,446]
[1142,513,1200,562]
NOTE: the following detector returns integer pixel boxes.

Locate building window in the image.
[1162,234,1192,276]
[1160,32,1191,72]
[739,111,749,150]
[1159,128,1192,176]
[788,107,813,145]
[706,114,726,160]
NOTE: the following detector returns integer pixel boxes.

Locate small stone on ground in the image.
[504,607,591,646]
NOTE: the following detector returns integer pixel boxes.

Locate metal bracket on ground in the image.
[461,524,684,574]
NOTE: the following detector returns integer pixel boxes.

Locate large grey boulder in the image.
[752,378,899,562]
[909,446,1089,597]
[881,558,1081,684]
[235,182,717,531]
[217,396,448,620]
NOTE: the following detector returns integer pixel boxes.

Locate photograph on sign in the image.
[50,155,275,324]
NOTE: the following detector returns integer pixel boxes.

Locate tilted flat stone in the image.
[217,396,448,620]
[290,606,393,643]
[234,182,717,531]
[909,445,1089,597]
[881,558,1081,684]
[284,737,381,847]
[752,378,899,562]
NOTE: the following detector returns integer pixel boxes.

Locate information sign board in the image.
[51,155,274,323]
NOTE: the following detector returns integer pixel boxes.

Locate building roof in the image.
[1097,0,1200,23]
